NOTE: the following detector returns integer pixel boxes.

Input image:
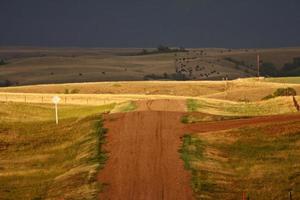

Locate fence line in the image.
[0,93,139,106]
[0,92,187,106]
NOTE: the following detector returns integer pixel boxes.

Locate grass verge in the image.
[264,77,300,84]
[179,121,300,199]
[187,97,297,116]
[0,102,112,199]
[181,113,248,124]
[111,101,137,113]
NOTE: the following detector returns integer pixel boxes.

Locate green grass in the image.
[0,102,114,199]
[179,135,212,194]
[180,121,300,199]
[0,102,115,122]
[264,77,300,84]
[181,114,248,124]
[111,101,137,113]
[187,97,297,116]
[187,99,199,112]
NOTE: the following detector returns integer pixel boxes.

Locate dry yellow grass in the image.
[187,96,300,116]
[1,78,299,103]
[0,102,113,199]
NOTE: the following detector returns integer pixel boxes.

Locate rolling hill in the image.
[1,47,300,86]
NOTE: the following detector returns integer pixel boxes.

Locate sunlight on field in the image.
[0,102,115,122]
[1,78,300,102]
[0,78,300,199]
[180,121,300,199]
[264,77,300,84]
[187,96,299,116]
[0,102,113,199]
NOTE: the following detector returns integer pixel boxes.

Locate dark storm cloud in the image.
[0,0,300,48]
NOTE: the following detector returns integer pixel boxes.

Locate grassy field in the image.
[186,96,299,116]
[264,77,300,84]
[1,78,300,102]
[2,47,300,86]
[0,77,300,199]
[180,121,300,199]
[0,102,114,199]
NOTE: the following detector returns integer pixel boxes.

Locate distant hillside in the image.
[1,47,300,86]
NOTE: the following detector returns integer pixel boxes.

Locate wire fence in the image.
[0,93,149,106]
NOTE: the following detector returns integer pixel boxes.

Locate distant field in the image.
[1,47,300,86]
[0,102,114,199]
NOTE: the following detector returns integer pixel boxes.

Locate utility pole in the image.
[174,53,177,73]
[257,54,260,78]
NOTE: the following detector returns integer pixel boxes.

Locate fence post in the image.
[290,191,292,200]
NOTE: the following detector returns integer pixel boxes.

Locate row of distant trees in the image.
[225,57,300,77]
[0,80,12,87]
[260,57,300,77]
[137,45,188,55]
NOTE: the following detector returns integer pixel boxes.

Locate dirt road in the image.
[99,111,194,200]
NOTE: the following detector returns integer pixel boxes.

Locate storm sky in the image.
[1,0,300,48]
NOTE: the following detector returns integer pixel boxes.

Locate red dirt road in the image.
[98,100,300,200]
[99,111,194,200]
[185,113,300,133]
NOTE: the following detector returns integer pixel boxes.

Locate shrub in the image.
[273,87,296,96]
[0,80,12,87]
[157,44,170,52]
[137,45,187,55]
[262,87,297,100]
[181,115,189,124]
[0,59,7,65]
[70,88,80,94]
[64,89,69,94]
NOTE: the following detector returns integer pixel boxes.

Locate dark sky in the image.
[1,0,300,48]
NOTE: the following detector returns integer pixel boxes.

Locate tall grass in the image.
[180,121,300,199]
[187,97,297,116]
[0,102,113,199]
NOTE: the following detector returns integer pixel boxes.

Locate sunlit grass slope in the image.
[0,102,114,199]
[264,77,300,84]
[180,121,300,199]
[187,96,299,116]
